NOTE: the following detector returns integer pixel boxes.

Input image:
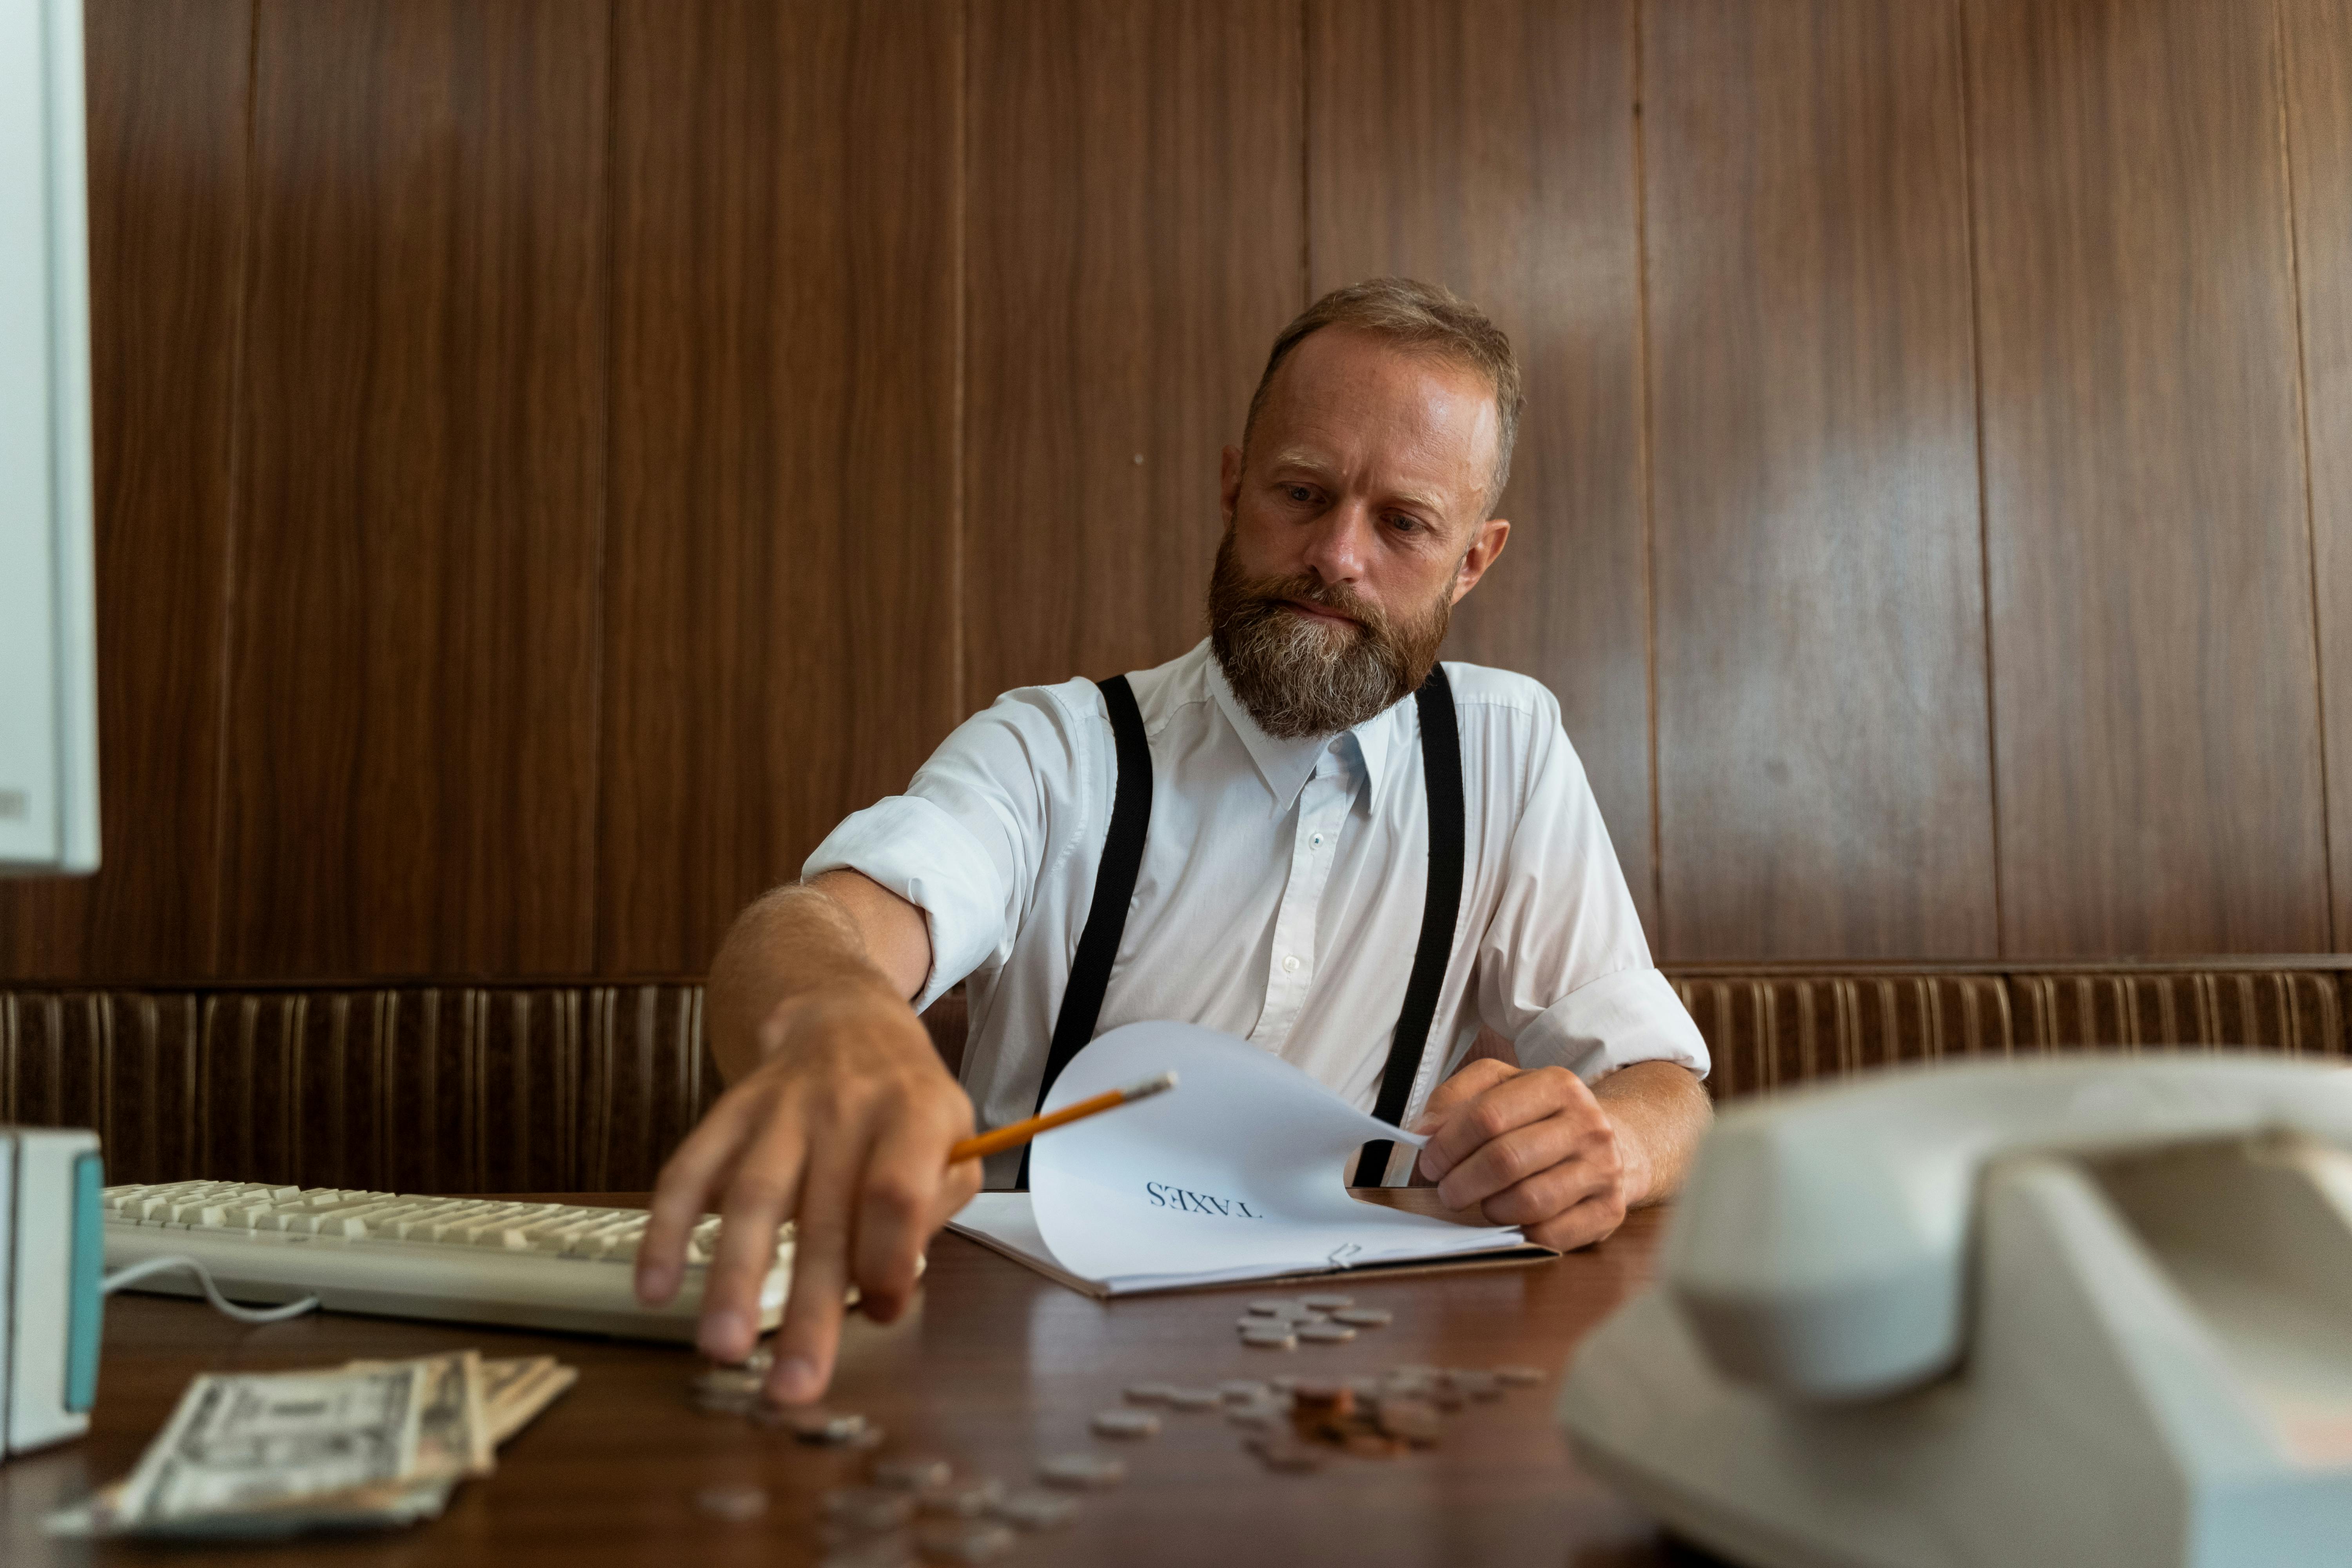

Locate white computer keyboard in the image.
[100,1181,791,1343]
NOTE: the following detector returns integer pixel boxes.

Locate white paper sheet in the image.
[950,1020,1527,1294]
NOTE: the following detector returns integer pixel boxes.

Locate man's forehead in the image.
[1254,329,1499,508]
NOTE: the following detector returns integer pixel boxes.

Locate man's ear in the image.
[1219,445,1244,526]
[1449,516,1510,604]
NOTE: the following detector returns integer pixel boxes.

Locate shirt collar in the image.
[1201,644,1409,816]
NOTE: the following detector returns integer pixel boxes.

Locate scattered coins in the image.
[1245,1298,1303,1316]
[824,1486,917,1533]
[1226,1400,1285,1430]
[991,1488,1080,1530]
[1296,1321,1356,1344]
[1218,1379,1270,1403]
[1163,1386,1219,1410]
[1332,1307,1393,1327]
[871,1455,953,1492]
[693,1483,770,1522]
[1300,1292,1354,1310]
[1376,1397,1442,1446]
[1038,1452,1127,1490]
[1241,1328,1297,1350]
[917,1477,1006,1518]
[1091,1408,1160,1439]
[916,1521,1018,1564]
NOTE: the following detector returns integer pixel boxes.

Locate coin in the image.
[1218,1379,1270,1402]
[1245,1298,1301,1315]
[1290,1383,1355,1416]
[825,1486,918,1532]
[694,1366,765,1397]
[758,1404,869,1444]
[917,1477,1006,1517]
[1377,1397,1442,1446]
[1091,1408,1160,1438]
[991,1488,1080,1530]
[819,1536,916,1568]
[1241,1330,1297,1351]
[916,1521,1018,1564]
[1300,1292,1354,1310]
[693,1483,769,1522]
[691,1387,759,1416]
[1495,1365,1546,1387]
[1332,1307,1393,1327]
[1451,1370,1502,1400]
[1038,1452,1127,1489]
[872,1455,953,1491]
[1295,1321,1356,1344]
[1163,1386,1219,1410]
[1226,1400,1283,1430]
[1246,1434,1324,1473]
[1124,1381,1178,1403]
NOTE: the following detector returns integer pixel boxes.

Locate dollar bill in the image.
[345,1350,495,1479]
[106,1363,426,1530]
[479,1356,579,1446]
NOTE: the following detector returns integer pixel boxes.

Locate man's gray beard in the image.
[1206,535,1450,740]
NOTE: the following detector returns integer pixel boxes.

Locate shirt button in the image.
[1309,833,1325,849]
[1281,955,1301,974]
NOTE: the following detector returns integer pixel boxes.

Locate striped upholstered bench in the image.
[4,960,2345,1191]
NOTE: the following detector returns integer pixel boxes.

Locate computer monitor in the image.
[0,0,97,877]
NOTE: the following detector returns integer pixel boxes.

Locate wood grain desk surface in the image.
[0,1192,1722,1568]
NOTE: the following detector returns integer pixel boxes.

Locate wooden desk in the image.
[1,1194,1717,1567]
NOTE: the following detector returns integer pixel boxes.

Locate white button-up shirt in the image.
[806,640,1708,1187]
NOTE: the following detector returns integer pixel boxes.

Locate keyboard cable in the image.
[101,1254,322,1325]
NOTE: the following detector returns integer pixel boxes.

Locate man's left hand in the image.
[1411,1060,1649,1251]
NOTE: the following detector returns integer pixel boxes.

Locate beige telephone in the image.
[1559,1056,2352,1568]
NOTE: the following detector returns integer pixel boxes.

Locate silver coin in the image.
[824,1486,917,1532]
[916,1521,1018,1564]
[1495,1365,1546,1387]
[872,1455,953,1491]
[1295,1321,1356,1343]
[690,1387,759,1416]
[758,1403,870,1444]
[692,1483,769,1522]
[1245,1297,1301,1315]
[820,1536,917,1568]
[1226,1400,1283,1429]
[694,1366,765,1397]
[1243,1330,1297,1350]
[991,1488,1080,1530]
[1332,1307,1393,1327]
[916,1477,1005,1518]
[1451,1370,1503,1399]
[1123,1381,1178,1404]
[1300,1292,1354,1310]
[1218,1379,1270,1402]
[1163,1386,1218,1410]
[1091,1408,1160,1438]
[1038,1452,1126,1489]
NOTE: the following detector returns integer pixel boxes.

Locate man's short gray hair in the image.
[1241,277,1524,516]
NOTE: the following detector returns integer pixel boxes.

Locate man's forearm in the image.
[704,877,924,1084]
[1592,1060,1713,1208]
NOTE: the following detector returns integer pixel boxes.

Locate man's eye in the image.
[1285,485,1314,503]
[1388,515,1424,535]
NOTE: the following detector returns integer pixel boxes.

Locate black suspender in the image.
[1016,665,1466,1191]
[1353,664,1465,1185]
[1016,675,1153,1189]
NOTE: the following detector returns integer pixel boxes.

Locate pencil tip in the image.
[1123,1071,1178,1102]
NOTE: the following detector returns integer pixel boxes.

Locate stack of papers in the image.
[949,1021,1554,1297]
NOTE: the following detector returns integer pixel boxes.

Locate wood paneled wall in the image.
[3,0,2347,983]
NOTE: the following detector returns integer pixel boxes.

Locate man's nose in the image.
[1298,501,1374,586]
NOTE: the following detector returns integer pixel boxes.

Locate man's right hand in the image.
[632,878,976,1406]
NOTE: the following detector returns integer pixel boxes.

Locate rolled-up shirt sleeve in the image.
[804,683,1093,1013]
[1471,695,1710,1082]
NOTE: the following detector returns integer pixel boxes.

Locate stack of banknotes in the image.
[45,1350,577,1540]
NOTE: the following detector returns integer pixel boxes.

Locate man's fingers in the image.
[1521,1185,1630,1252]
[697,1120,814,1363]
[766,1134,865,1405]
[637,1094,755,1305]
[1419,1066,1588,1182]
[849,1114,962,1323]
[1470,1138,1617,1229]
[1413,1059,1515,1131]
[1434,1110,1596,1212]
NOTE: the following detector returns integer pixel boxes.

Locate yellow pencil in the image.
[948,1071,1178,1164]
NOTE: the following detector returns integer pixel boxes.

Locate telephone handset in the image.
[1559,1056,2352,1568]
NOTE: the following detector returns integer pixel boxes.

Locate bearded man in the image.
[635,278,1715,1403]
